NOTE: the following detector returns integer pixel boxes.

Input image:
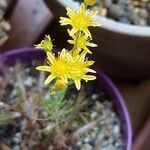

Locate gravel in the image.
[0,62,124,150]
[0,0,11,40]
[69,100,124,150]
[73,0,150,26]
[12,145,21,150]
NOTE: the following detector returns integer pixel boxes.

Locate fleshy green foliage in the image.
[63,94,89,131]
[41,87,74,132]
[41,86,89,133]
[41,87,67,121]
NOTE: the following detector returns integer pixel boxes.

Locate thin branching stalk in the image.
[15,63,27,101]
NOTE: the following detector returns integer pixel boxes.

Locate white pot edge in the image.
[57,0,150,37]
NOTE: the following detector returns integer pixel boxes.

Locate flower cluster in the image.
[35,0,100,90]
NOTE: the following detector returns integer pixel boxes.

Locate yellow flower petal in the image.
[87,43,97,47]
[83,75,96,81]
[67,40,74,44]
[85,60,95,66]
[36,66,51,72]
[47,52,55,64]
[69,28,76,36]
[88,10,98,18]
[91,21,101,27]
[60,48,67,59]
[75,79,81,90]
[84,29,92,37]
[66,7,75,17]
[44,75,55,85]
[80,3,85,14]
[59,17,71,25]
[66,52,73,61]
[61,76,68,83]
[86,68,96,73]
[83,49,92,54]
[79,53,86,63]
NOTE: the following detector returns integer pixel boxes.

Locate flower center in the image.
[70,62,85,80]
[77,36,87,49]
[72,14,90,29]
[51,59,69,77]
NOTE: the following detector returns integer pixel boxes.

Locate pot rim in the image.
[56,0,150,37]
[0,47,132,150]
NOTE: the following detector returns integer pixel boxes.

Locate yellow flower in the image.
[84,0,96,6]
[60,3,100,37]
[36,49,96,90]
[68,31,97,54]
[34,35,53,52]
[36,49,71,85]
[69,54,96,90]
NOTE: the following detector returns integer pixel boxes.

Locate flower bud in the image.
[84,0,96,6]
[55,79,67,90]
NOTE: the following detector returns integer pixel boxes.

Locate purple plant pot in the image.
[0,47,132,150]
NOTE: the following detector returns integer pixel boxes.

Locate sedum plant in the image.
[34,0,100,148]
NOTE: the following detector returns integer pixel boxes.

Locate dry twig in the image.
[71,118,102,141]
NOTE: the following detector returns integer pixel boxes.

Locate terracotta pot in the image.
[44,0,150,80]
[0,48,132,150]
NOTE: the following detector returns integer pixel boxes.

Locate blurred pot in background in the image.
[1,0,54,51]
[0,48,132,150]
[0,0,17,47]
[44,0,150,80]
[133,119,150,150]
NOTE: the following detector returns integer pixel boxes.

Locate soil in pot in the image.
[0,0,11,46]
[0,59,124,150]
[73,0,150,26]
